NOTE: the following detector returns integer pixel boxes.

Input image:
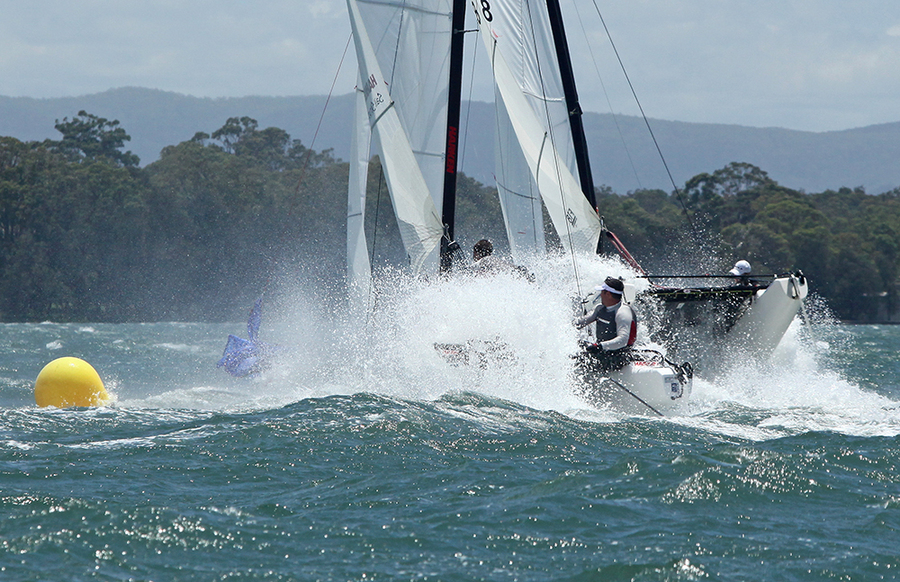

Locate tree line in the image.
[0,112,896,322]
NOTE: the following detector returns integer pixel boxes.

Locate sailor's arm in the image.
[574,304,602,328]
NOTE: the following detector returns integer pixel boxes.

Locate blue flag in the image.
[217,297,280,377]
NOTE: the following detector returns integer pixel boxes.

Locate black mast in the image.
[544,0,596,210]
[439,0,467,272]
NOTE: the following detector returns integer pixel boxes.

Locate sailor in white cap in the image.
[729,260,751,277]
[729,260,752,286]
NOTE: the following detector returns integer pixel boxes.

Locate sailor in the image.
[728,259,752,286]
[472,239,495,264]
[575,276,637,371]
[469,239,534,281]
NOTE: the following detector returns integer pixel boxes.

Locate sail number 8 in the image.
[473,0,493,23]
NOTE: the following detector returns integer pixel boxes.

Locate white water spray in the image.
[209,259,900,439]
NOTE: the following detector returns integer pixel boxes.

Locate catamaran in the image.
[340,0,805,414]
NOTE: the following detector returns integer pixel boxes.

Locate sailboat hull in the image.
[574,351,692,416]
[728,274,809,355]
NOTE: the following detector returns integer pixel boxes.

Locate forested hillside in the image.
[0,112,897,322]
[3,88,900,195]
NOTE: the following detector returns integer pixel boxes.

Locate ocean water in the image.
[1,269,898,581]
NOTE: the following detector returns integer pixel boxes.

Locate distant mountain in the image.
[2,87,898,194]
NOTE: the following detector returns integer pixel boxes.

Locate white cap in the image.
[729,260,751,276]
[600,283,623,295]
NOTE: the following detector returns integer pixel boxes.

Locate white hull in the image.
[574,352,693,416]
[434,342,691,415]
[728,274,809,358]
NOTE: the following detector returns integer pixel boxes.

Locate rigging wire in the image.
[256,32,351,302]
[489,60,545,256]
[389,5,407,88]
[248,31,355,324]
[458,28,480,179]
[366,3,406,277]
[295,34,353,195]
[588,0,697,236]
[367,186,385,287]
[300,30,382,323]
[361,4,408,322]
[569,1,643,190]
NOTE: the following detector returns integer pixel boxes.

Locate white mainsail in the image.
[473,0,602,256]
[346,0,455,275]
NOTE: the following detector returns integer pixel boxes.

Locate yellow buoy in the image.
[34,357,110,408]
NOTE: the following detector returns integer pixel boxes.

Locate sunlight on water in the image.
[4,283,896,582]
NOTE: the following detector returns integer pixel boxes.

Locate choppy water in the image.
[1,270,898,580]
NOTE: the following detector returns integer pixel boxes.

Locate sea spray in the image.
[274,253,649,412]
[198,254,900,440]
[682,316,900,438]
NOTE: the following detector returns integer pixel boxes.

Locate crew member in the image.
[473,239,495,263]
[728,259,752,287]
[469,239,534,281]
[575,276,636,371]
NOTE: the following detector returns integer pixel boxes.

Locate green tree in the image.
[52,110,140,167]
[8,110,900,324]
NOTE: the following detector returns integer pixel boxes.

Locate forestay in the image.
[494,89,546,261]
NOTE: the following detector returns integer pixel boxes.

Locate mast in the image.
[439,0,467,272]
[544,0,596,210]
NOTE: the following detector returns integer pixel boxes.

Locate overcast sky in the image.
[2,1,899,132]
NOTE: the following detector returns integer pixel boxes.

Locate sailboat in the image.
[342,0,804,414]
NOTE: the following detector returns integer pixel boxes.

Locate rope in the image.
[602,376,664,417]
[294,33,353,195]
[605,230,646,275]
[570,1,643,190]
